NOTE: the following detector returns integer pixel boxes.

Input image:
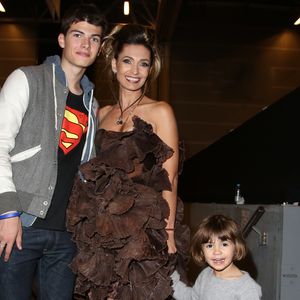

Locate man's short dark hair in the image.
[60,3,107,37]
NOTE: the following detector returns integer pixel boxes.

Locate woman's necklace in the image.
[116,94,143,125]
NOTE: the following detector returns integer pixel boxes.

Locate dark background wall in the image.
[169,1,300,158]
[178,86,300,204]
[0,23,38,86]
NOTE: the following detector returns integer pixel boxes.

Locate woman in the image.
[67,24,190,300]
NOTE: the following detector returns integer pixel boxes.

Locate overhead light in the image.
[0,2,5,12]
[294,17,300,25]
[124,1,130,16]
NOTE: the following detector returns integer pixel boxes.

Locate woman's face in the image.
[112,43,151,93]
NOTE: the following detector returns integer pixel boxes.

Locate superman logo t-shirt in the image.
[59,105,88,155]
[33,91,89,230]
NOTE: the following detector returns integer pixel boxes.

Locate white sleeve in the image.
[0,69,29,195]
[171,270,201,300]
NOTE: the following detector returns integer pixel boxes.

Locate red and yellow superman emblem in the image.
[59,106,88,155]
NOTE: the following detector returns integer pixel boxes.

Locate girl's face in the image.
[112,43,151,93]
[202,235,236,277]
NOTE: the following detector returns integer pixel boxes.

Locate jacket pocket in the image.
[11,145,42,163]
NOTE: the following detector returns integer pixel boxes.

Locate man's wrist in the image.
[1,211,18,215]
[0,211,21,220]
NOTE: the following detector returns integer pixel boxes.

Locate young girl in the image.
[171,214,262,300]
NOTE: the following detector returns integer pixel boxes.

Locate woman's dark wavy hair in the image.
[60,3,107,38]
[102,24,161,94]
[191,214,247,266]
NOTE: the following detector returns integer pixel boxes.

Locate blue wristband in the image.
[0,212,21,220]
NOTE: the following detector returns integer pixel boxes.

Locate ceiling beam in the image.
[156,0,183,42]
[46,0,61,20]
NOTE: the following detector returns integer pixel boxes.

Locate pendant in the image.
[116,118,123,125]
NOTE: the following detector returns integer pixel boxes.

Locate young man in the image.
[0,3,107,299]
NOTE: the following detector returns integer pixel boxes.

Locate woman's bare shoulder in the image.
[148,100,175,119]
[143,98,172,111]
[139,99,176,133]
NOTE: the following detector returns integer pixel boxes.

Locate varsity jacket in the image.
[0,55,98,225]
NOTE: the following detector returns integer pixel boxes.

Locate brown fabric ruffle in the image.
[67,116,190,300]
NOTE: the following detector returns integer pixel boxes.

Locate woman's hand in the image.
[166,230,177,254]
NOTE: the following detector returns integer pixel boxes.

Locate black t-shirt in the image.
[33,91,88,230]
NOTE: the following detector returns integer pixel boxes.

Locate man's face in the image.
[58,21,102,70]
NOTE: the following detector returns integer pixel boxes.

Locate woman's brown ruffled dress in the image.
[67,117,190,300]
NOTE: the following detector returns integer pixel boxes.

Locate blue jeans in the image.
[0,227,76,300]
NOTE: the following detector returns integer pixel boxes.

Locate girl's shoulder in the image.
[195,267,213,283]
[241,271,262,293]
